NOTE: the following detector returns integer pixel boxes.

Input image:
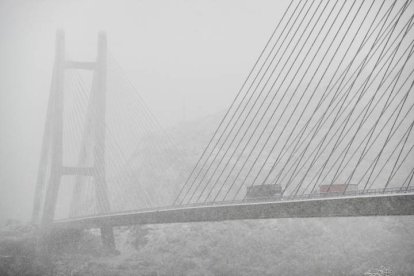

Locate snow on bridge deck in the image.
[52,193,414,230]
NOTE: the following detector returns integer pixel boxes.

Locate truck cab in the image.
[245,184,282,200]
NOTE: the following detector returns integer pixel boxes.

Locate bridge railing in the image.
[62,186,414,220]
[176,186,414,209]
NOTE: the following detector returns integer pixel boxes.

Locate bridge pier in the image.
[100,226,117,252]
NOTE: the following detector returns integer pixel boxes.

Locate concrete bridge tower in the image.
[32,30,115,249]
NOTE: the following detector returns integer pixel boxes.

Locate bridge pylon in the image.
[32,30,115,250]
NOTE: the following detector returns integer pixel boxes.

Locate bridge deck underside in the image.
[53,194,414,230]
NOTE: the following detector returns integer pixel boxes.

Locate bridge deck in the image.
[53,193,414,230]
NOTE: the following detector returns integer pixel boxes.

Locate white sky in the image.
[0,0,288,221]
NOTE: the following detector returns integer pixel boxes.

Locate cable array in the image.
[61,54,184,218]
[174,0,414,205]
[53,0,414,218]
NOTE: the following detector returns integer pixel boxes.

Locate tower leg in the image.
[94,32,115,252]
[40,30,65,227]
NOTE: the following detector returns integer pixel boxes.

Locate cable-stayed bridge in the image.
[32,0,414,249]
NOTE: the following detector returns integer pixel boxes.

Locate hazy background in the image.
[0,0,289,222]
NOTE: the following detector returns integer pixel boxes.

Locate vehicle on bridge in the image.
[319,184,358,197]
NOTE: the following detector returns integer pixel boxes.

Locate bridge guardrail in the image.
[177,186,414,209]
[62,186,414,220]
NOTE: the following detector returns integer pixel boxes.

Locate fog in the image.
[1,0,414,275]
[0,0,288,222]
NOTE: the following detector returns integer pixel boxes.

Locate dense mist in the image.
[0,0,288,223]
[1,0,413,275]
